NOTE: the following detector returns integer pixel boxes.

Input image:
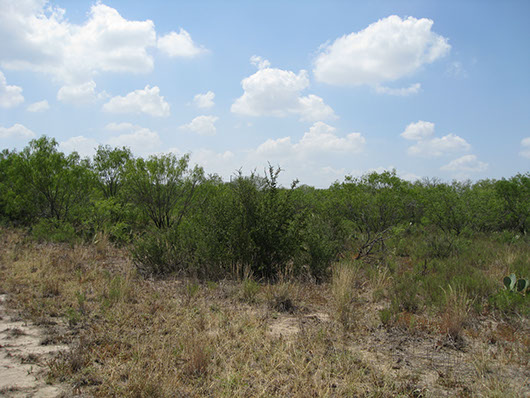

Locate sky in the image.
[0,0,529,187]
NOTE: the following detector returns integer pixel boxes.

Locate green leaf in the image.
[516,278,528,293]
[503,274,516,290]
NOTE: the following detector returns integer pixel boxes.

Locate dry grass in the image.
[440,284,472,341]
[0,228,529,397]
[332,261,361,332]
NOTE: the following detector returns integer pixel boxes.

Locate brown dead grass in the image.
[0,227,528,397]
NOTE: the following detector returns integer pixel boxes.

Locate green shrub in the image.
[31,218,77,243]
[489,290,530,316]
[131,229,179,276]
[239,277,261,303]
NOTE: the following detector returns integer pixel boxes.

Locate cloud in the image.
[157,28,206,57]
[105,122,137,132]
[250,55,271,69]
[180,115,219,136]
[250,123,365,186]
[192,91,215,109]
[59,135,98,157]
[402,121,470,157]
[0,123,35,139]
[231,57,335,122]
[440,155,488,174]
[59,123,169,158]
[27,100,49,112]
[190,148,236,177]
[105,123,161,155]
[408,134,470,157]
[375,83,421,96]
[57,81,104,104]
[297,121,365,154]
[401,120,435,140]
[297,94,337,122]
[314,15,450,87]
[172,122,367,188]
[256,122,365,159]
[103,85,170,117]
[520,137,530,159]
[0,70,24,108]
[0,2,157,83]
[446,61,467,78]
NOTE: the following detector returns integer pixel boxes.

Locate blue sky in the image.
[0,0,529,187]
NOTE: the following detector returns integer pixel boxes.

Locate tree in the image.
[9,136,92,222]
[495,173,530,234]
[420,180,471,235]
[92,145,132,198]
[332,170,412,258]
[126,153,203,230]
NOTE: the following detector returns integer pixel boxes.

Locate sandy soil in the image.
[0,295,66,397]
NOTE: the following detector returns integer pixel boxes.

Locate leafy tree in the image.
[332,170,412,258]
[7,136,92,222]
[466,179,503,232]
[420,180,471,235]
[125,153,204,230]
[93,145,132,198]
[495,173,530,234]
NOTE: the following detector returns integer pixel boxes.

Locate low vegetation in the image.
[0,136,528,396]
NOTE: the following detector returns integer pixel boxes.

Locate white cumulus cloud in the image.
[250,55,271,69]
[441,155,488,174]
[401,121,470,157]
[157,28,206,57]
[520,137,530,159]
[0,2,157,83]
[0,123,35,139]
[105,122,137,132]
[59,135,98,158]
[0,70,24,108]
[375,83,421,96]
[105,123,161,156]
[245,123,366,187]
[297,121,365,154]
[192,91,215,109]
[103,85,170,117]
[190,149,235,177]
[57,81,104,104]
[401,120,435,141]
[256,122,365,159]
[408,134,470,157]
[27,100,49,112]
[314,15,450,87]
[180,115,219,136]
[231,57,335,122]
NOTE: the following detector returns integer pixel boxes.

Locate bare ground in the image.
[0,295,67,397]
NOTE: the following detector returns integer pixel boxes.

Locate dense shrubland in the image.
[1,136,528,280]
[1,136,529,396]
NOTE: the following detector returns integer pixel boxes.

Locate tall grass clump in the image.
[332,261,360,331]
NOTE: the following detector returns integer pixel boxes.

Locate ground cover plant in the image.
[0,137,529,397]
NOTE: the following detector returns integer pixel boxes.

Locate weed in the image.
[239,277,260,303]
[440,284,472,341]
[379,308,392,326]
[266,279,296,312]
[184,342,210,377]
[332,261,359,331]
[183,281,200,306]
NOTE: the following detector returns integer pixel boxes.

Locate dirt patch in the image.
[269,312,330,338]
[0,294,67,397]
[350,323,530,397]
